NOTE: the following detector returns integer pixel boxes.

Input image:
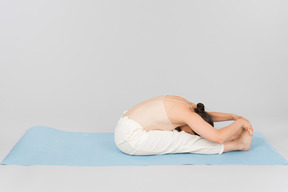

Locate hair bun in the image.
[196,103,205,112]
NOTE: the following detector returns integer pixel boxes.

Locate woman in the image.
[114,95,253,155]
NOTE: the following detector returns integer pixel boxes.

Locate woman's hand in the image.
[238,117,253,135]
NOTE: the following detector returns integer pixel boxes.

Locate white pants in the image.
[114,111,224,155]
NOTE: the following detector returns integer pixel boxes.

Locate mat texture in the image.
[1,126,287,166]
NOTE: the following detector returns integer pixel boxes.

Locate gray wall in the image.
[1,0,287,155]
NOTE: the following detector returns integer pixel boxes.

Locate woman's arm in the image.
[189,101,241,122]
[180,110,252,144]
[207,112,242,122]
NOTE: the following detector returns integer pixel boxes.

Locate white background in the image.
[0,0,287,191]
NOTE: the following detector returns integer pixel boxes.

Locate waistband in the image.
[118,110,143,129]
[115,110,145,146]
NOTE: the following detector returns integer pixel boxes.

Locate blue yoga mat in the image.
[1,126,287,166]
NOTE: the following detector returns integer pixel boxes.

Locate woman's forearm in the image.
[208,112,236,122]
[217,119,243,143]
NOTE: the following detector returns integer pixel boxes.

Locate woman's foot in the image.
[237,129,253,151]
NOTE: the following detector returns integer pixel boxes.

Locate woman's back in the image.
[123,95,193,131]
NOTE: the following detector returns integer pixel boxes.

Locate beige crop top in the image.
[123,95,193,131]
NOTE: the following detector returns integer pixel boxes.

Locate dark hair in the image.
[175,103,214,136]
[194,103,214,127]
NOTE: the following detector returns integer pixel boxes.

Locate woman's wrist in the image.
[231,114,237,120]
[232,114,243,121]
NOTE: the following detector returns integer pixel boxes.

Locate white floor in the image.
[0,165,288,192]
[0,117,287,192]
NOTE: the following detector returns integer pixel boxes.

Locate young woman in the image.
[114,95,253,155]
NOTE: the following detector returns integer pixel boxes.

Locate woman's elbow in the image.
[201,130,224,144]
[215,137,224,144]
[214,131,224,144]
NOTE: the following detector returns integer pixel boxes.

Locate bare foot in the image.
[238,129,253,151]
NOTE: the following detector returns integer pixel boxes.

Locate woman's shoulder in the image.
[164,95,197,110]
[189,102,197,110]
[164,94,189,102]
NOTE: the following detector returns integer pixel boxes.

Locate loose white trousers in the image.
[114,111,224,155]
